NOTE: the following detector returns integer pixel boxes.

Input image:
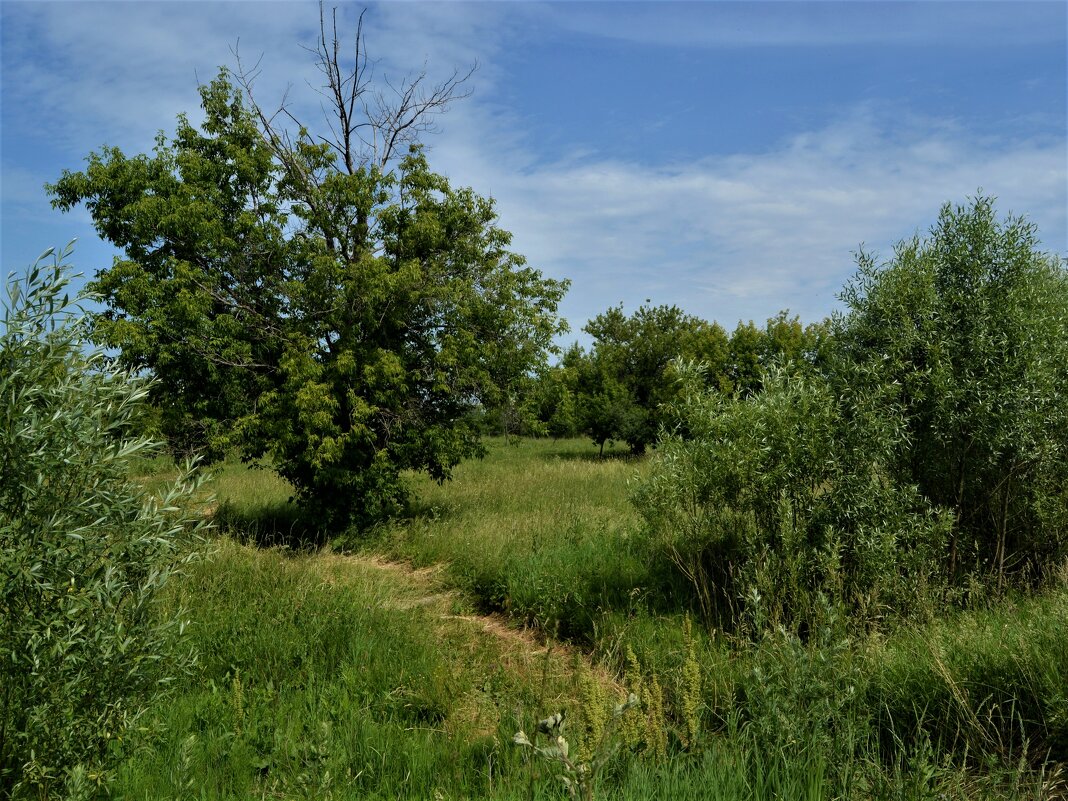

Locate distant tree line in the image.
[498,307,832,455]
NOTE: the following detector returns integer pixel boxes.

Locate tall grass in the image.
[871,589,1068,769]
[117,539,582,799]
[115,438,1068,799]
[364,438,655,642]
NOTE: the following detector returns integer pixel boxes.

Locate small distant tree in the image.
[529,360,580,440]
[725,312,831,396]
[0,246,207,797]
[579,304,728,455]
[726,320,764,395]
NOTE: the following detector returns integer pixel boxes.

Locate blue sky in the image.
[2,1,1065,343]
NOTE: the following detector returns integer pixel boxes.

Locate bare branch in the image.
[232,43,340,255]
[296,2,476,171]
[231,3,475,261]
[371,61,476,167]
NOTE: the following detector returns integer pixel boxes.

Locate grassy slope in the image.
[116,438,1068,800]
[118,538,595,799]
[373,439,652,644]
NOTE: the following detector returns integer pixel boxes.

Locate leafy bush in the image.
[0,246,207,797]
[636,196,1068,629]
[736,603,868,790]
[836,196,1068,584]
[634,363,948,629]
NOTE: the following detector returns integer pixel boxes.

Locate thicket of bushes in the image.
[635,197,1068,630]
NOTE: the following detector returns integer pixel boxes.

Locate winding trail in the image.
[313,549,623,694]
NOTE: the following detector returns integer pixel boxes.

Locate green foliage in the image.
[714,313,824,398]
[575,304,729,455]
[725,320,764,394]
[514,696,639,801]
[836,195,1068,584]
[49,70,568,531]
[549,306,831,458]
[528,359,581,440]
[728,312,833,396]
[634,362,948,629]
[737,600,868,787]
[0,246,207,797]
[636,196,1068,629]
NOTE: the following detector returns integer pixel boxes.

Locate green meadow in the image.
[113,438,1068,800]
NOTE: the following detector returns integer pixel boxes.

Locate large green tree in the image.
[49,26,567,529]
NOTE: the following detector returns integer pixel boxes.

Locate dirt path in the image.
[314,549,623,694]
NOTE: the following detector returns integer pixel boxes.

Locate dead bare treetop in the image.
[234,2,476,176]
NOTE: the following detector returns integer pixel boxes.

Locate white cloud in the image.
[3,1,1065,342]
[427,103,1067,334]
[0,1,526,162]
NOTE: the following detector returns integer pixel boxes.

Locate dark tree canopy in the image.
[50,57,568,529]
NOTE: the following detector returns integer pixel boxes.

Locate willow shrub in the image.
[634,363,950,632]
[0,246,208,798]
[636,197,1068,630]
[836,196,1068,585]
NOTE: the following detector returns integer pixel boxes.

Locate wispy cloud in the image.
[0,1,526,174]
[546,1,1067,48]
[432,103,1067,332]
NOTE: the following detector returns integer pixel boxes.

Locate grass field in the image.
[114,438,1068,799]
